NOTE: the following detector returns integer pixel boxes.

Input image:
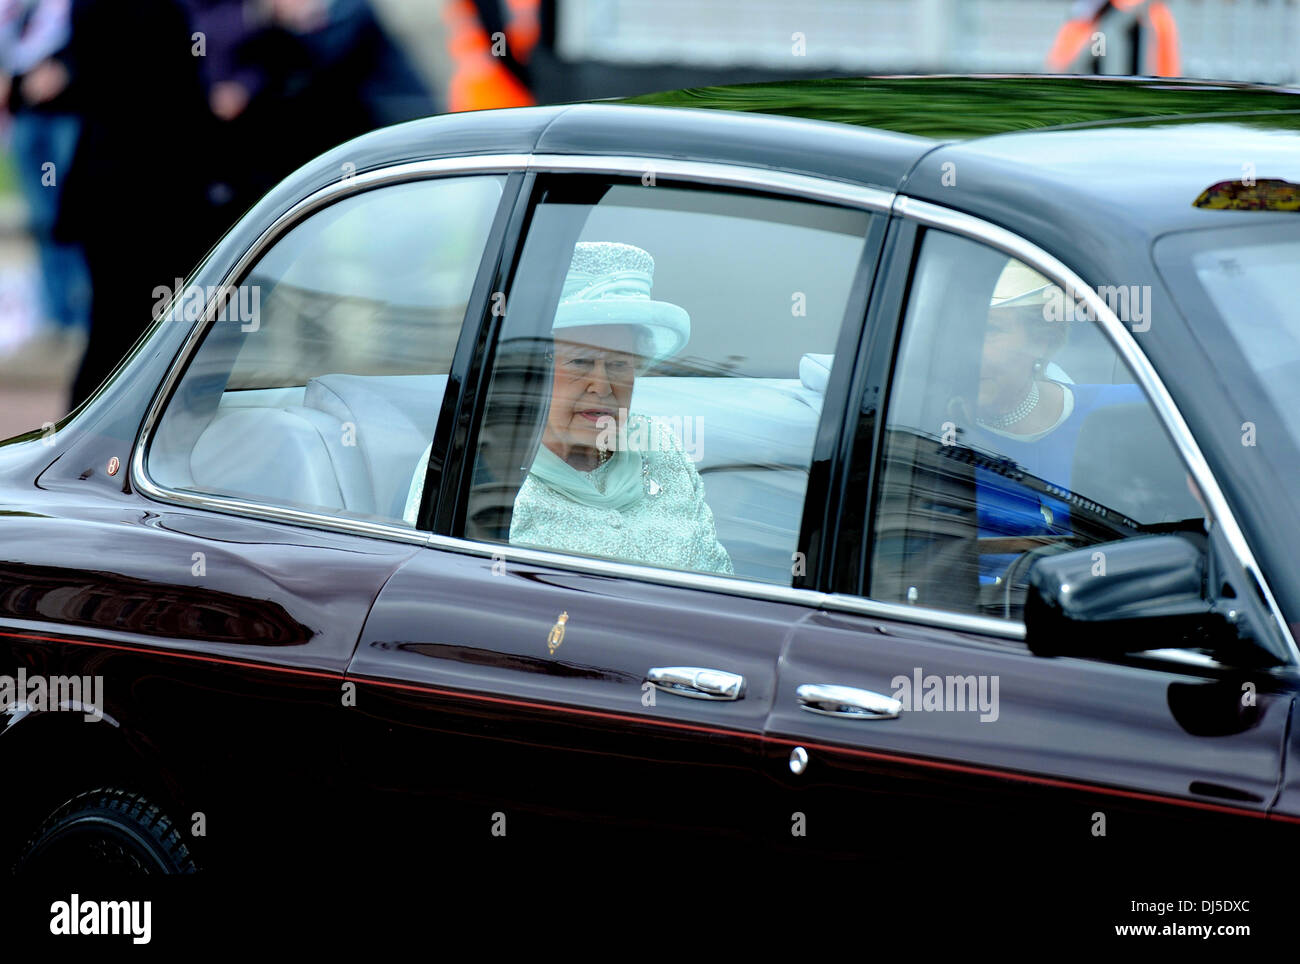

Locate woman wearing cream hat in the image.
[406,241,733,575]
[965,258,1143,589]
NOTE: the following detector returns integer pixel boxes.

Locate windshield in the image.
[1192,235,1300,412]
[1156,221,1300,447]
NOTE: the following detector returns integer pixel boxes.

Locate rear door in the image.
[763,213,1292,876]
[345,163,888,861]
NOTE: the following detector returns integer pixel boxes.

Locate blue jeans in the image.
[10,111,91,333]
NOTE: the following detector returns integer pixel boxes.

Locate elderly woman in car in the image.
[509,241,732,574]
[406,241,733,575]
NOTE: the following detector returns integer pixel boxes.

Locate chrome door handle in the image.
[647,666,745,701]
[796,684,901,719]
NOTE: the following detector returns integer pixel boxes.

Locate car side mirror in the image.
[1024,534,1263,663]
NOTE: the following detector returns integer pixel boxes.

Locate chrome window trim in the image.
[427,533,830,605]
[1140,649,1230,671]
[527,154,895,211]
[421,533,1027,640]
[136,490,433,546]
[822,592,1027,640]
[892,195,1300,665]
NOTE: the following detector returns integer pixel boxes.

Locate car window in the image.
[430,178,873,583]
[868,229,1206,620]
[147,174,506,526]
[1155,222,1300,481]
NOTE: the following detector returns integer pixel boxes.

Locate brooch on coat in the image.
[640,455,661,496]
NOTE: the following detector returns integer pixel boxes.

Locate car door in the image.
[343,162,889,861]
[1,168,522,868]
[762,212,1294,878]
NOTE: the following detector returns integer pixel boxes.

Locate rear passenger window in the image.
[869,230,1206,620]
[146,175,506,525]
[447,178,873,584]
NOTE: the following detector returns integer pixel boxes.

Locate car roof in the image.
[618,75,1300,234]
[286,76,1299,241]
[279,96,931,200]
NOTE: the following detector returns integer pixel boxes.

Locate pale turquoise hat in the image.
[552,241,691,364]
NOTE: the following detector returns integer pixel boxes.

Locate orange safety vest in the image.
[443,0,541,112]
[1046,0,1180,77]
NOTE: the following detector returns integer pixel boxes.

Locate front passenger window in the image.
[869,230,1206,619]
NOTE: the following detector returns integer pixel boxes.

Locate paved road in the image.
[0,382,66,440]
[0,213,77,440]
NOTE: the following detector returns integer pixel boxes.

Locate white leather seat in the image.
[187,374,449,521]
[303,373,449,519]
[189,407,348,511]
[189,354,831,574]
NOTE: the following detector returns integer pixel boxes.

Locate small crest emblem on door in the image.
[546,611,568,655]
[106,457,120,476]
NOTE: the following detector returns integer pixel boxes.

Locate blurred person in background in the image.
[258,0,437,155]
[179,0,275,224]
[0,0,91,353]
[57,0,218,409]
[54,0,433,409]
[442,0,541,111]
[1046,0,1180,76]
[188,0,437,219]
[285,0,439,130]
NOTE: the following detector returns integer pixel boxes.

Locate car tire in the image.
[14,788,198,875]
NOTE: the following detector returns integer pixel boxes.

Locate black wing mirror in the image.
[1024,534,1266,663]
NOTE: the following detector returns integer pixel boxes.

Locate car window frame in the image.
[839,198,1298,666]
[435,164,889,589]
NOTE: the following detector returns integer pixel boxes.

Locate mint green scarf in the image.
[527,442,645,511]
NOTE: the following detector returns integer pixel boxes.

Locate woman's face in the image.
[978,308,1049,413]
[542,325,641,459]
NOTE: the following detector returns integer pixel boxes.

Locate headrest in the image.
[799,354,834,395]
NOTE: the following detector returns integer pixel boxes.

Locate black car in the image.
[2,76,1299,881]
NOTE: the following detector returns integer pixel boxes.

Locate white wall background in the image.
[370,0,1299,85]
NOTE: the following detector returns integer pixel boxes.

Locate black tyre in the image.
[14,788,197,875]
